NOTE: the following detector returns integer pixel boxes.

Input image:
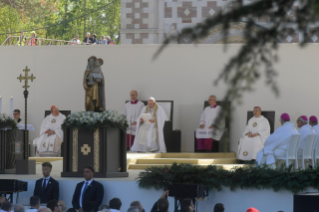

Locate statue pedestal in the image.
[61,127,128,178]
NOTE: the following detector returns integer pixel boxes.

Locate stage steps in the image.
[129,163,245,170]
[135,158,238,164]
[127,152,239,170]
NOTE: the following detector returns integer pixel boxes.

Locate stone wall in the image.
[120,0,319,44]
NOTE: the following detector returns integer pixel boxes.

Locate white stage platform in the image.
[1,160,314,212]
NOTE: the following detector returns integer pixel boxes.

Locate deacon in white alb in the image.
[256,113,299,168]
[33,105,66,157]
[296,115,316,158]
[131,97,168,152]
[122,90,144,149]
[237,106,270,161]
[195,95,225,152]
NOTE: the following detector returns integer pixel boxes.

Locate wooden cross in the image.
[17,66,36,89]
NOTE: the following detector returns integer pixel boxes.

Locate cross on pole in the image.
[17,66,36,159]
[17,66,36,89]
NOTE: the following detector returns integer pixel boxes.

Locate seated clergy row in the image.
[123,92,225,153]
[238,106,318,168]
[32,91,224,156]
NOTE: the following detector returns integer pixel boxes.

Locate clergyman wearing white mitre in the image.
[131,97,168,153]
[237,106,270,161]
[33,105,66,157]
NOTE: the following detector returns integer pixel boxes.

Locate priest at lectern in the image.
[33,105,66,157]
[131,97,167,153]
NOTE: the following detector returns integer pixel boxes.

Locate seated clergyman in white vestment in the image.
[237,106,270,161]
[256,113,299,168]
[296,115,316,159]
[195,95,225,152]
[131,97,168,153]
[309,116,319,154]
[33,106,66,157]
[122,90,144,150]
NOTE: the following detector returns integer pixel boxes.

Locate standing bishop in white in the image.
[237,106,270,161]
[195,95,225,152]
[122,90,144,150]
[256,113,299,168]
[33,105,66,157]
[131,97,168,152]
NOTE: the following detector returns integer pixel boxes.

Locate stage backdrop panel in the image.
[0,44,318,154]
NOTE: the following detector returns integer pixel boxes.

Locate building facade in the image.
[120,0,319,44]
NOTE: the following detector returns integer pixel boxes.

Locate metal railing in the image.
[1,36,110,46]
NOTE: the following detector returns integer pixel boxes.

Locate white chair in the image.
[313,136,319,167]
[275,134,300,169]
[300,134,316,170]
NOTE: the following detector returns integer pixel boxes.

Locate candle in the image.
[10,96,13,117]
[0,96,2,113]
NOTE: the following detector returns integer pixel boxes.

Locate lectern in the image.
[61,126,128,178]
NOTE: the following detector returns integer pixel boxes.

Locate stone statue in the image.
[83,56,105,112]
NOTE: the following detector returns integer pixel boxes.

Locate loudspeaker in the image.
[294,193,319,212]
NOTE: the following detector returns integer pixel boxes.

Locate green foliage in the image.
[0,113,17,129]
[137,163,319,194]
[0,0,121,43]
[62,110,128,131]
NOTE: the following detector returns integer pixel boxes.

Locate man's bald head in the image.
[38,208,52,212]
[208,95,217,106]
[130,90,138,101]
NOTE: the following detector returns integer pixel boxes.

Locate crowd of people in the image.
[14,31,115,46]
[70,32,115,45]
[0,162,281,212]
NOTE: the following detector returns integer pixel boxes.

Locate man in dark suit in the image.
[33,162,59,203]
[83,32,94,45]
[72,166,104,212]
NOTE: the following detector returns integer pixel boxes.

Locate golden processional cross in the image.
[17,66,36,89]
[17,66,36,159]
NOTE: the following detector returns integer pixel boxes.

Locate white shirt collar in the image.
[43,176,51,180]
[84,178,94,185]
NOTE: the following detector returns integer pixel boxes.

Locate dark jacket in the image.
[72,180,104,212]
[83,37,94,44]
[33,177,59,203]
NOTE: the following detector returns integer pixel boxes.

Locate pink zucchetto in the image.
[300,115,308,121]
[310,116,318,123]
[280,113,290,121]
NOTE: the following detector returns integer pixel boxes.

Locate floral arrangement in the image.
[62,110,128,131]
[0,113,17,129]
